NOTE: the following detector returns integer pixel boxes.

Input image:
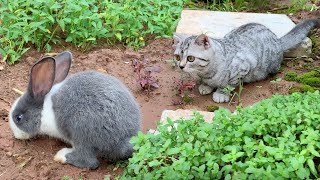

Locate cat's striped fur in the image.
[173,19,320,103]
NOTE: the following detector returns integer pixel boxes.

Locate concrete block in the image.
[175,10,312,57]
[160,109,214,123]
[148,109,214,134]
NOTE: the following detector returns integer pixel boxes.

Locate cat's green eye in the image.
[175,55,181,61]
[187,56,195,62]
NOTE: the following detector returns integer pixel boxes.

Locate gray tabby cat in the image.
[173,19,320,103]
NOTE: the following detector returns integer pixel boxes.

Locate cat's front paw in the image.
[199,84,214,95]
[212,91,230,103]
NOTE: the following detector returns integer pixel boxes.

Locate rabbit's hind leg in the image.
[54,147,99,169]
[108,139,134,162]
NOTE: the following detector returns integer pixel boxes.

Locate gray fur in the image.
[173,19,320,102]
[280,19,320,50]
[11,57,56,136]
[9,52,141,169]
[10,93,42,136]
[53,71,140,166]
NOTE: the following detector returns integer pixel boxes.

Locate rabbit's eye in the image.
[15,114,23,122]
[187,56,195,62]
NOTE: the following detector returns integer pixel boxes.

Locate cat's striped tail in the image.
[280,19,320,51]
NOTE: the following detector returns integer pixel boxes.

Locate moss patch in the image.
[285,69,320,94]
[284,72,297,81]
[298,77,320,87]
[182,95,194,104]
[206,105,219,112]
[289,84,320,94]
[296,69,320,88]
[310,32,320,57]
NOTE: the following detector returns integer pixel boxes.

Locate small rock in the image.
[124,50,141,59]
[25,57,35,65]
[148,129,159,135]
[284,38,312,58]
[78,55,88,60]
[104,175,112,179]
[304,58,314,62]
[0,65,4,71]
[0,138,13,150]
[6,151,12,157]
[97,68,107,73]
[20,149,30,156]
[19,156,33,169]
[113,166,118,171]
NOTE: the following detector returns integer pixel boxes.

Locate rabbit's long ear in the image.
[29,57,55,99]
[53,51,72,84]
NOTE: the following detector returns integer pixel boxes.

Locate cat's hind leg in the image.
[199,84,214,95]
[212,88,230,103]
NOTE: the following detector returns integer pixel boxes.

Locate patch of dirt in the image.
[289,9,320,23]
[0,15,320,180]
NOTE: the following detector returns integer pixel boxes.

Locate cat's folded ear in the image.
[195,34,211,49]
[172,33,188,50]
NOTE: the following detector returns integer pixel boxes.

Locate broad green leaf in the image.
[86,37,96,41]
[224,145,237,152]
[245,166,256,173]
[296,167,308,179]
[148,160,161,167]
[221,154,231,162]
[307,159,318,177]
[163,139,171,148]
[197,131,208,139]
[309,145,320,157]
[291,157,299,170]
[115,33,122,41]
[167,147,180,155]
[57,19,65,31]
[47,16,54,23]
[65,36,73,42]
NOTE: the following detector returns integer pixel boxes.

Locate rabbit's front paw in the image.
[54,148,74,164]
[199,84,213,95]
[212,91,230,103]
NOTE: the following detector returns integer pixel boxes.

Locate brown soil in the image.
[0,10,319,180]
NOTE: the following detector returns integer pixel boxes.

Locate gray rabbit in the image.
[9,51,141,169]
